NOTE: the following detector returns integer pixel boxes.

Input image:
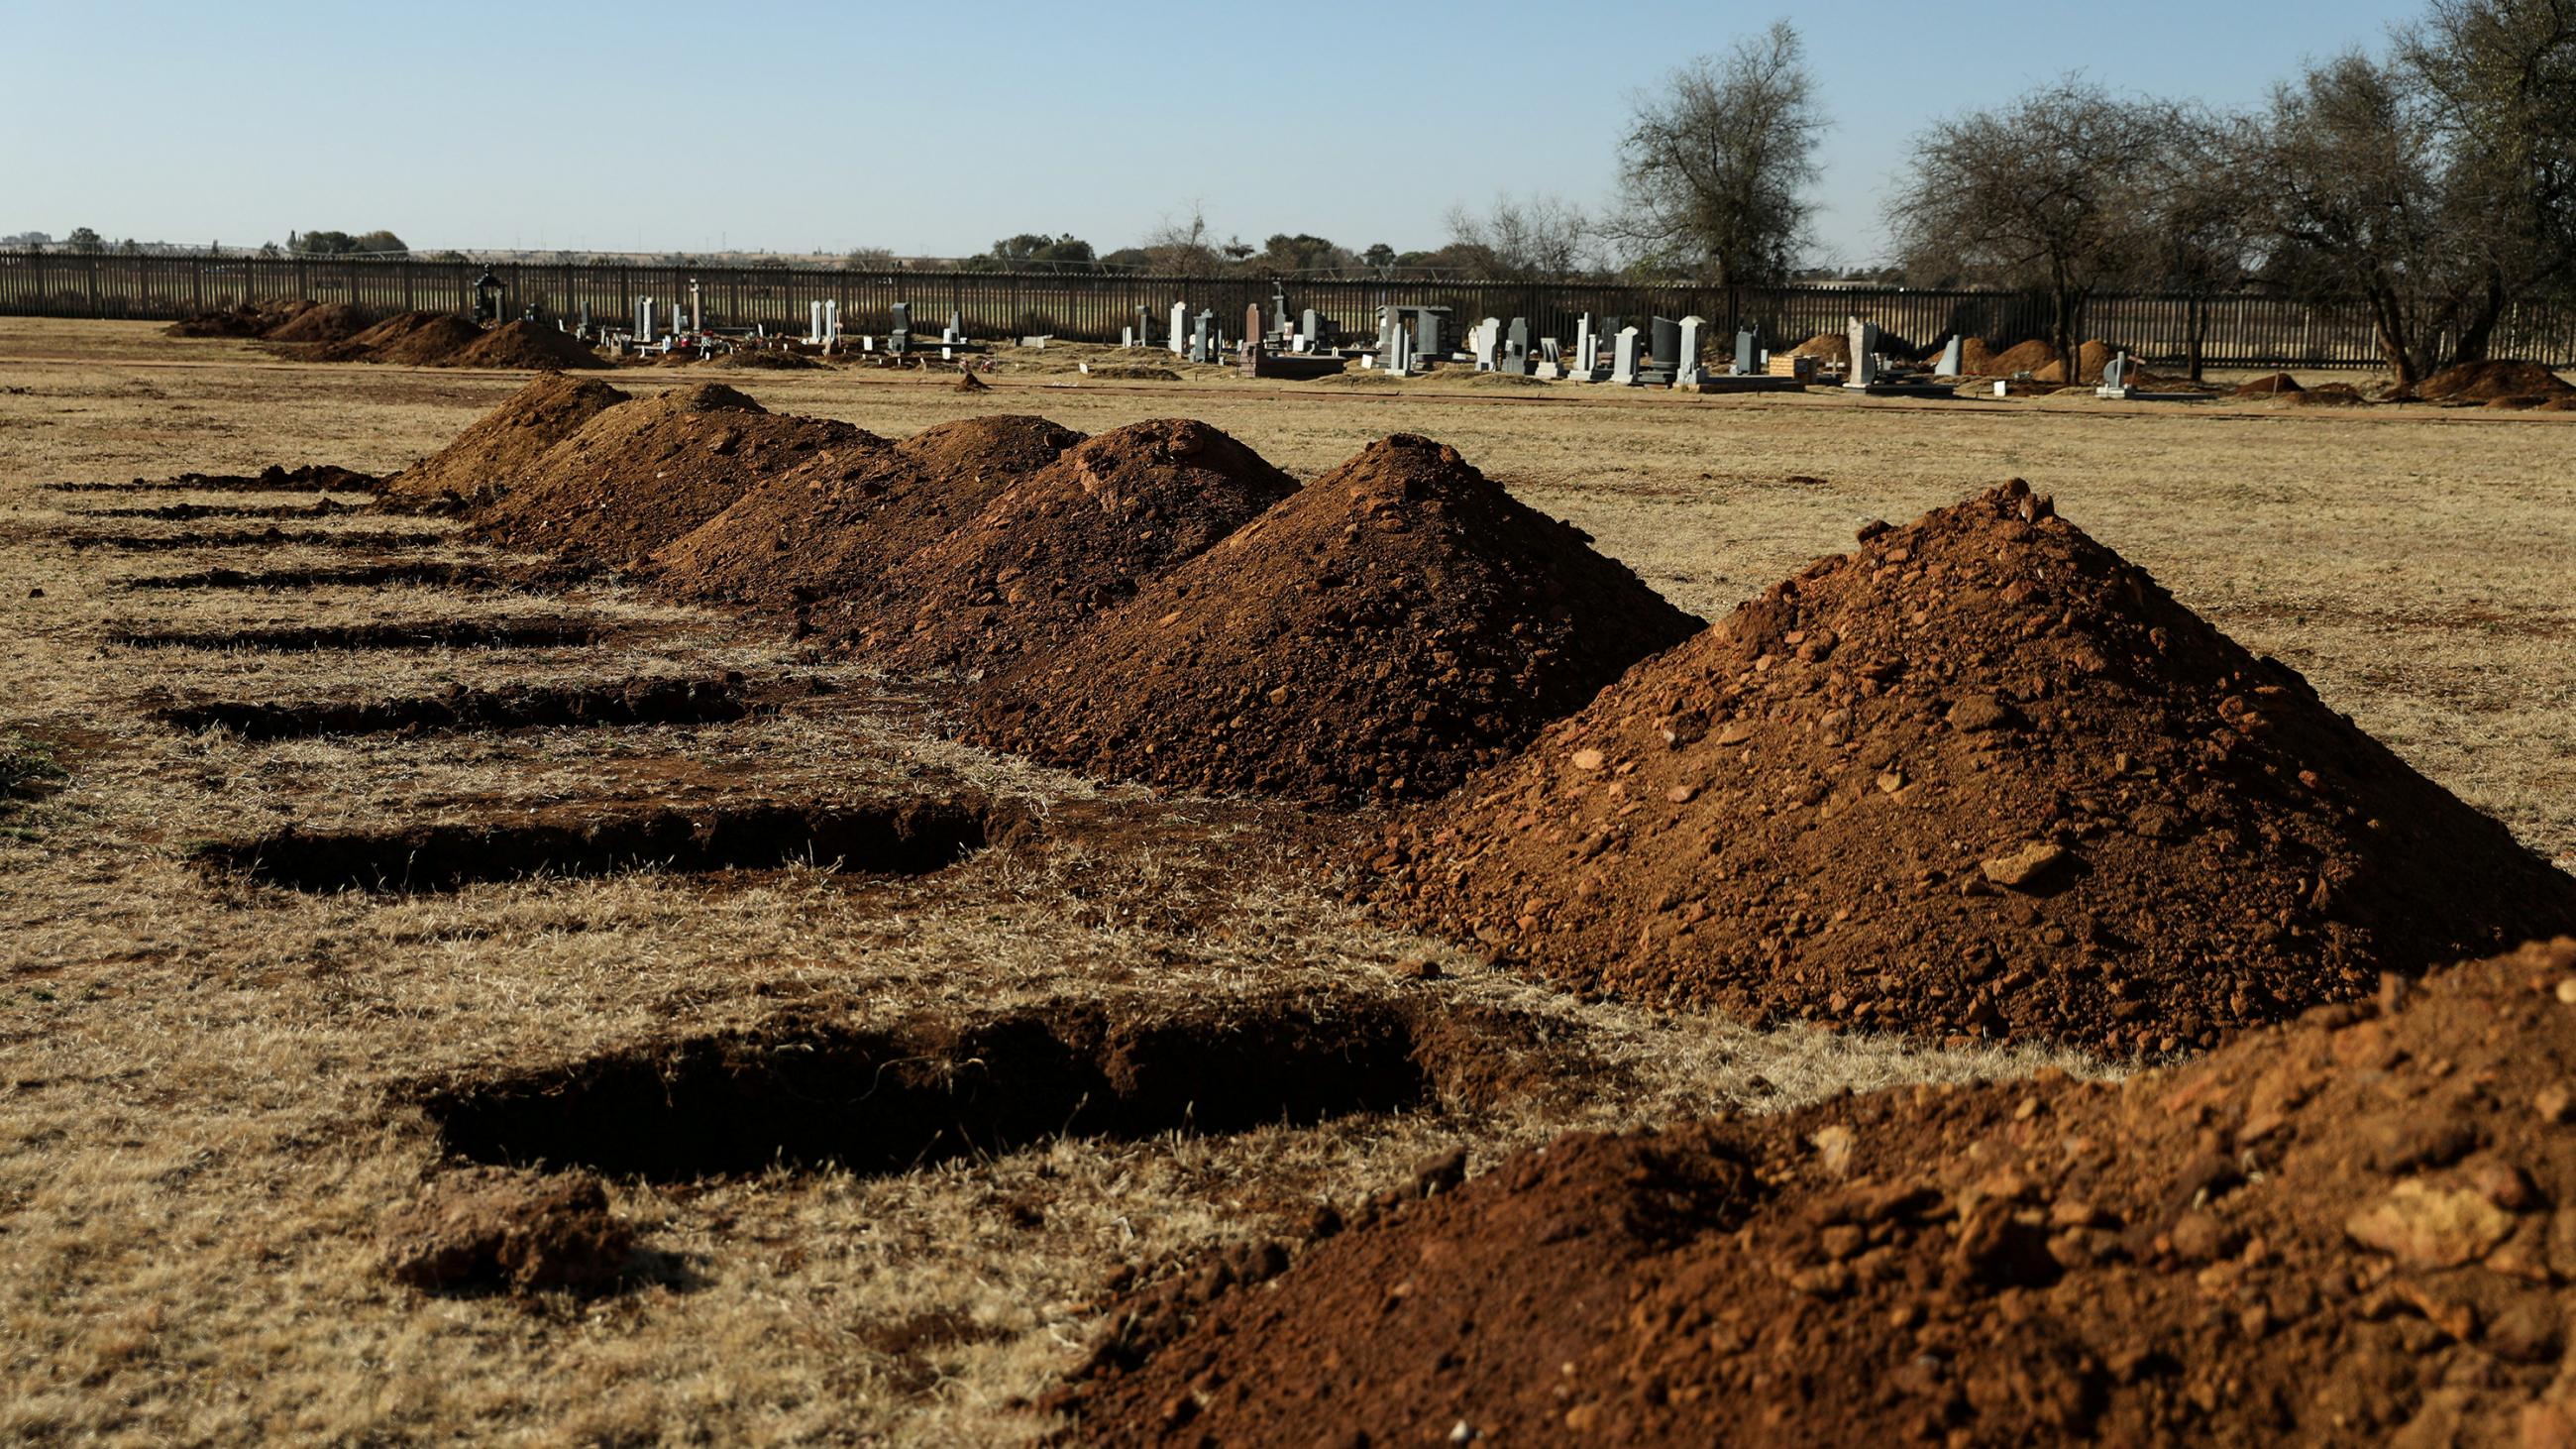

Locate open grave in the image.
[154,674,768,740]
[106,619,603,651]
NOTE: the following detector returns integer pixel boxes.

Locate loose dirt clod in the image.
[1062,939,2576,1446]
[827,418,1298,669]
[379,373,632,509]
[1379,480,2576,1053]
[2402,360,2575,405]
[2230,372,2306,398]
[199,797,1016,892]
[467,385,884,567]
[338,310,487,366]
[966,434,1702,804]
[260,301,374,345]
[415,992,1554,1181]
[378,1168,633,1295]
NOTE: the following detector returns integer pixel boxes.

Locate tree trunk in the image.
[2186,294,2206,383]
[2369,285,2418,389]
[2447,274,2508,369]
[2051,287,2078,385]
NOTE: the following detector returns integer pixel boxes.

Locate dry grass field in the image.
[1,319,2570,1443]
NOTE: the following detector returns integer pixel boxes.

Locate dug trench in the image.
[75,500,368,521]
[153,675,774,740]
[41,465,382,494]
[112,561,550,593]
[54,526,453,553]
[410,993,1574,1182]
[195,796,1024,893]
[106,619,604,651]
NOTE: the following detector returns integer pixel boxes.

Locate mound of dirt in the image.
[165,298,312,339]
[441,319,609,371]
[955,368,989,392]
[1378,479,2576,1054]
[1084,365,1181,382]
[2231,373,2306,398]
[824,419,1297,669]
[379,373,632,508]
[2541,395,2576,412]
[1788,332,1851,367]
[2288,383,2371,408]
[345,310,485,366]
[1063,938,2576,1446]
[262,301,373,344]
[1928,337,2000,376]
[653,415,1083,610]
[379,1168,632,1294]
[965,435,1704,805]
[2412,360,2576,404]
[467,385,881,566]
[2028,340,2121,385]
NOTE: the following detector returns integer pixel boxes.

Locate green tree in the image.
[1614,21,1828,282]
[66,226,102,252]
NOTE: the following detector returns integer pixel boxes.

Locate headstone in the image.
[1134,304,1152,348]
[1272,286,1290,339]
[1843,316,1880,390]
[1939,334,1965,378]
[1190,309,1214,365]
[1170,302,1189,356]
[1122,326,1135,348]
[637,297,654,342]
[1575,313,1598,376]
[1611,326,1642,386]
[1473,317,1501,372]
[890,301,911,355]
[1383,322,1414,377]
[1499,317,1531,375]
[1414,310,1442,359]
[946,309,963,342]
[826,301,840,345]
[1675,316,1706,387]
[1298,308,1319,351]
[1245,303,1264,355]
[2103,351,2130,390]
[1734,328,1758,377]
[1650,316,1680,371]
[809,300,825,345]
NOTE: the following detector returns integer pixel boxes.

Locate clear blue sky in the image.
[5,1,2422,264]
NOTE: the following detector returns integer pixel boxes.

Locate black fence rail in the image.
[6,252,2574,371]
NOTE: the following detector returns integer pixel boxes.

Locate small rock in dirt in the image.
[1981,841,2071,890]
[1413,1146,1470,1198]
[1947,694,2021,733]
[1571,748,1606,772]
[2343,1178,2516,1269]
[379,1168,633,1294]
[2536,1083,2574,1124]
[1392,956,1443,981]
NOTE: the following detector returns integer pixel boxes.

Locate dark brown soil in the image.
[2288,383,2372,408]
[1063,938,2576,1447]
[55,526,449,552]
[1085,365,1181,382]
[707,348,822,371]
[956,368,991,392]
[965,434,1704,805]
[155,674,765,739]
[46,465,381,495]
[2231,373,2307,398]
[1377,481,2576,1055]
[652,415,1082,611]
[197,796,1020,893]
[412,990,1554,1182]
[439,320,610,372]
[1787,332,1851,366]
[78,500,361,521]
[2408,360,2575,404]
[820,419,1298,670]
[380,373,631,508]
[465,385,882,567]
[107,619,600,652]
[113,562,526,593]
[379,1168,634,1295]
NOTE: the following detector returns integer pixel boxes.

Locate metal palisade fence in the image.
[6,251,2574,370]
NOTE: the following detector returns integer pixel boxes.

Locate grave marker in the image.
[1191,309,1214,365]
[1474,316,1501,371]
[1675,316,1706,386]
[1611,326,1642,386]
[1170,301,1189,356]
[1734,328,1758,377]
[1245,303,1265,356]
[1842,316,1880,390]
[1939,334,1965,378]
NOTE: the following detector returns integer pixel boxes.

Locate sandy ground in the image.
[0,319,2569,1442]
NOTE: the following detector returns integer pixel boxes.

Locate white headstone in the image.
[1170,302,1189,356]
[1675,316,1706,386]
[1474,317,1501,371]
[1611,326,1642,386]
[1939,334,1965,378]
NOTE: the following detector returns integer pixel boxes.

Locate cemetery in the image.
[9,1,2576,1441]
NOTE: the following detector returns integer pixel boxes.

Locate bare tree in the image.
[1889,77,2176,381]
[1441,192,1592,279]
[1138,201,1225,277]
[1612,21,1827,281]
[2142,108,2262,381]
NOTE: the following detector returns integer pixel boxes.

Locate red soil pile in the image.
[965,435,1704,805]
[467,385,880,567]
[345,310,485,366]
[2540,395,2576,412]
[1378,480,2576,1055]
[1064,938,2576,1446]
[822,419,1297,670]
[652,415,1083,610]
[1990,338,2121,382]
[2411,360,2575,404]
[262,301,373,344]
[1787,332,1850,366]
[440,319,609,371]
[165,298,312,338]
[2231,372,2306,398]
[955,368,990,392]
[706,348,821,371]
[1937,337,1998,376]
[379,373,632,508]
